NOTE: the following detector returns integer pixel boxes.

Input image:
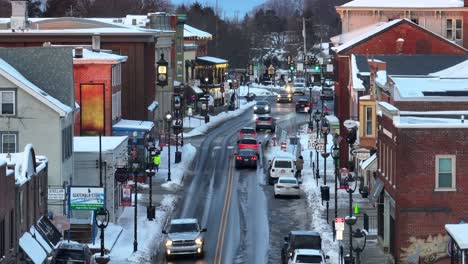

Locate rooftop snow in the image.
[333,19,403,53]
[73,136,128,153]
[375,70,387,86]
[73,49,127,63]
[340,0,463,8]
[396,116,468,128]
[0,144,46,186]
[184,24,212,39]
[430,59,468,78]
[351,55,365,91]
[378,101,399,112]
[0,59,72,115]
[112,119,154,131]
[331,22,387,45]
[392,76,468,101]
[0,27,156,35]
[197,56,228,64]
[445,223,468,249]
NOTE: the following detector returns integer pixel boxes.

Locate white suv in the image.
[268,157,295,185]
[288,249,329,264]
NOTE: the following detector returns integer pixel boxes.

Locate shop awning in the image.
[445,223,468,250]
[360,153,377,171]
[370,177,384,203]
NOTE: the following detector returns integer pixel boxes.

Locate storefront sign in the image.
[48,188,65,200]
[69,187,105,210]
[121,185,132,206]
[351,148,371,160]
[115,168,129,183]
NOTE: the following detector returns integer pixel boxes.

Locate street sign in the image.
[69,187,105,210]
[335,218,345,241]
[121,184,132,206]
[352,148,371,160]
[115,167,129,183]
[48,188,65,200]
[343,119,358,129]
[308,140,316,149]
[316,143,325,153]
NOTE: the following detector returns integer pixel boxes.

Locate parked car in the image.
[254,101,271,114]
[295,99,311,113]
[256,115,276,132]
[239,127,257,138]
[277,91,292,103]
[237,136,260,154]
[288,249,329,264]
[274,176,300,198]
[162,218,207,260]
[281,230,322,264]
[51,242,94,264]
[293,82,306,95]
[235,149,258,169]
[268,157,295,185]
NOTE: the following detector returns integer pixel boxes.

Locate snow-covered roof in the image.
[0,27,157,35]
[73,136,128,153]
[112,119,154,131]
[184,24,212,39]
[360,153,377,171]
[0,59,72,116]
[333,19,403,53]
[331,22,387,46]
[396,116,468,128]
[340,0,463,8]
[73,49,127,64]
[430,60,468,78]
[0,144,47,186]
[378,101,399,112]
[445,223,468,249]
[351,55,365,91]
[375,70,387,86]
[123,15,148,27]
[197,56,228,64]
[392,76,468,101]
[400,110,468,116]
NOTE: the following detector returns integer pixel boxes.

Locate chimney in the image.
[396,38,405,54]
[92,34,101,52]
[10,1,28,30]
[74,47,83,58]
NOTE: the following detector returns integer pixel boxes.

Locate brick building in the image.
[332,18,467,166]
[72,48,127,136]
[0,144,49,263]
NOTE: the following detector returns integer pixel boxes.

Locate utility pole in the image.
[303,17,307,58]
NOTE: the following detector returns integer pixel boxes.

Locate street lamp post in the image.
[331,144,340,241]
[352,229,368,264]
[268,64,275,93]
[95,208,110,264]
[308,86,313,128]
[313,110,322,186]
[132,161,140,252]
[165,112,172,182]
[345,173,358,264]
[321,120,330,185]
[145,135,156,221]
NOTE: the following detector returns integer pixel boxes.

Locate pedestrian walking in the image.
[153,151,161,172]
[296,155,304,179]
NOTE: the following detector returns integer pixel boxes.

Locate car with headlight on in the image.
[162,218,207,260]
[277,91,292,103]
[254,101,271,114]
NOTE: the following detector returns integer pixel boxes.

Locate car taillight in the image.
[236,156,242,160]
[256,119,260,123]
[306,102,311,106]
[251,156,257,160]
[296,102,299,106]
[252,133,257,137]
[239,132,244,136]
[268,119,273,123]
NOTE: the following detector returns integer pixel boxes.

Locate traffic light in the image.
[289,60,296,72]
[314,64,320,71]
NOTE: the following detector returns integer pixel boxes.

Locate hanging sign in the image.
[121,184,132,206]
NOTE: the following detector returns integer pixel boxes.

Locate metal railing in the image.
[356,213,378,236]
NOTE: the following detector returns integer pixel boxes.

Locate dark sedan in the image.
[254,101,271,114]
[256,115,276,132]
[295,99,311,113]
[277,91,292,103]
[235,149,258,169]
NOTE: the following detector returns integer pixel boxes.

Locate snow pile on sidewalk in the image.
[110,195,175,263]
[183,101,255,138]
[161,143,197,189]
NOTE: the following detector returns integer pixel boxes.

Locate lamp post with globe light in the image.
[165,112,172,181]
[131,161,141,252]
[352,229,368,264]
[313,109,322,186]
[145,135,156,220]
[321,120,330,185]
[95,208,110,264]
[344,172,359,264]
[331,143,340,241]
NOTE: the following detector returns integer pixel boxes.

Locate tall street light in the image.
[132,161,140,252]
[145,135,156,221]
[95,207,110,263]
[331,143,340,241]
[165,112,172,181]
[313,110,322,186]
[352,229,368,264]
[321,120,330,185]
[345,172,358,264]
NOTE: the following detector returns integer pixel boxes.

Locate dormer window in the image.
[0,91,15,115]
[446,19,462,40]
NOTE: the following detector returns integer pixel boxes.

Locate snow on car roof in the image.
[171,218,198,224]
[295,248,322,255]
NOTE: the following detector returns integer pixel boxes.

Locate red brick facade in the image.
[395,101,468,111]
[335,20,468,166]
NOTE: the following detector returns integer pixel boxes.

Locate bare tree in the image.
[75,0,94,17]
[142,0,173,13]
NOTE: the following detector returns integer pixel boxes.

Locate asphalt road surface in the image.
[154,92,333,264]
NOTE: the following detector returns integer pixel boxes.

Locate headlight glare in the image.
[254,106,258,110]
[165,240,173,246]
[195,238,203,245]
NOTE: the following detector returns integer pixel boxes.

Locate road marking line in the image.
[213,146,221,150]
[227,146,234,149]
[214,159,234,264]
[217,161,234,264]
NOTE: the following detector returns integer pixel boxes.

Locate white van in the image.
[268,157,296,185]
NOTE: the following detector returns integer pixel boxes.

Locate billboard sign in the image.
[69,187,105,210]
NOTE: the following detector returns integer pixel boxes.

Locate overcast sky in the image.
[171,0,266,19]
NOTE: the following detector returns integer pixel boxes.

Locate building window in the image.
[0,91,15,115]
[1,134,16,153]
[435,155,456,190]
[62,125,72,161]
[446,19,462,40]
[365,106,373,136]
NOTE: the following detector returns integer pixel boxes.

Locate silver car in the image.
[162,218,207,260]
